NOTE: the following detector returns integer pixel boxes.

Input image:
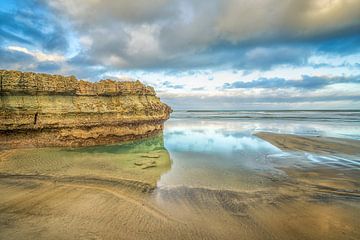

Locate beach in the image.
[255,131,360,155]
[2,0,360,238]
[1,110,360,239]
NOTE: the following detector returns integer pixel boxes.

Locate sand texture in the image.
[255,132,360,155]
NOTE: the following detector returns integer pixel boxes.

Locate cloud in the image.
[223,75,360,90]
[215,0,360,43]
[36,61,62,72]
[161,94,360,110]
[47,0,175,25]
[0,1,72,73]
[0,47,35,67]
[0,0,68,52]
[234,46,311,70]
[192,87,205,91]
[162,81,184,89]
[0,45,66,74]
[43,0,360,70]
[7,46,65,62]
[1,0,359,110]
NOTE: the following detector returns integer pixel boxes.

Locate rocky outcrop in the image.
[0,70,171,148]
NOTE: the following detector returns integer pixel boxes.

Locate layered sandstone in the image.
[0,70,171,148]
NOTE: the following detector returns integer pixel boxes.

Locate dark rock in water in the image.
[141,163,157,169]
[141,154,160,158]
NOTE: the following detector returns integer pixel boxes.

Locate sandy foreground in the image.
[0,136,360,240]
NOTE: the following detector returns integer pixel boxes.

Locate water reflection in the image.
[158,119,360,191]
[0,134,172,185]
[158,120,281,190]
[150,117,360,240]
[166,127,279,154]
[167,117,360,139]
[66,134,168,154]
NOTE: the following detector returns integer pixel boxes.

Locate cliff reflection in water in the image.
[0,133,171,186]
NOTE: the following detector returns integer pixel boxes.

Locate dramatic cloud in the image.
[0,0,359,109]
[42,0,360,70]
[216,0,360,42]
[7,46,65,62]
[223,75,360,90]
[0,0,68,51]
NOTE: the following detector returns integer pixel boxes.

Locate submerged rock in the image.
[0,70,171,148]
[141,154,160,158]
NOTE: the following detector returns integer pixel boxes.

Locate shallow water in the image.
[158,114,360,190]
[1,110,360,239]
[152,111,360,239]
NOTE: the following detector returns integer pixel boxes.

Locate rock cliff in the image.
[0,70,171,148]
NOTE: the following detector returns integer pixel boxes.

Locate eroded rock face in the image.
[0,70,171,148]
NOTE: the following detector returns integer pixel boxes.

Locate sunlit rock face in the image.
[0,70,171,148]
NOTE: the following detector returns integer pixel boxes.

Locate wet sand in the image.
[1,168,359,239]
[255,132,360,155]
[0,134,360,239]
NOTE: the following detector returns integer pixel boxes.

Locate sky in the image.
[1,0,360,110]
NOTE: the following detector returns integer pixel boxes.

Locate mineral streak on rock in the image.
[0,70,172,148]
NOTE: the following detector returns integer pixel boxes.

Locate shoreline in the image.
[255,132,360,155]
